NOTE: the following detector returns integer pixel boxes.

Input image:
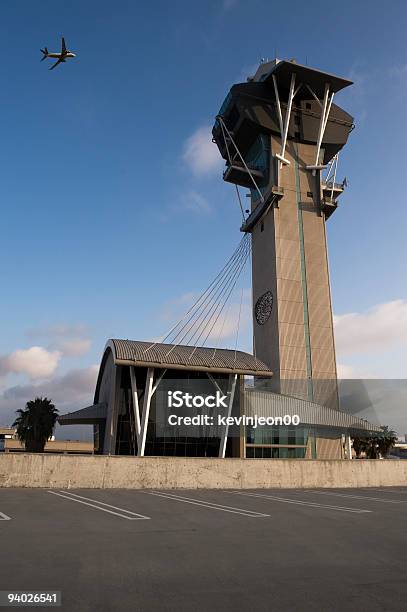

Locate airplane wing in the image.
[49,57,64,70]
[61,36,67,54]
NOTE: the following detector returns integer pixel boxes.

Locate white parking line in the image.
[226,491,372,514]
[147,491,270,517]
[47,491,150,520]
[0,512,11,520]
[304,491,407,504]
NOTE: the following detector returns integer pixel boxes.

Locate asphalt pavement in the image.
[1,487,407,611]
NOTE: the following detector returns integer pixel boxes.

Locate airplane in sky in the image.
[40,37,76,70]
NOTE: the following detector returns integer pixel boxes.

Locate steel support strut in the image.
[137,367,154,457]
[219,373,238,458]
[276,73,296,166]
[134,367,167,456]
[273,73,298,168]
[306,82,334,172]
[130,366,141,439]
[217,116,265,203]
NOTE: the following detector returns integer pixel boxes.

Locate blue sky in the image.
[0,0,406,435]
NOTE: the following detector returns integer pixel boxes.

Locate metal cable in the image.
[185,238,250,348]
[164,235,250,356]
[188,239,251,359]
[170,236,250,351]
[167,235,248,344]
[145,234,248,353]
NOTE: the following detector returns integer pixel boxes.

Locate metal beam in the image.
[151,369,167,396]
[330,153,338,203]
[280,72,296,164]
[307,83,334,171]
[347,435,353,460]
[305,84,322,108]
[137,367,154,457]
[129,366,141,439]
[272,74,284,137]
[218,116,265,203]
[206,372,223,396]
[219,374,238,458]
[273,72,296,168]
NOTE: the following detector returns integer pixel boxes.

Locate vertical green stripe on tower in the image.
[294,156,314,402]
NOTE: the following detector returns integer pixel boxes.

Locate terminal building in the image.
[59,338,378,459]
[59,59,380,458]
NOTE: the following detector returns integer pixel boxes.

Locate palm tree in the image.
[352,426,398,459]
[352,435,368,459]
[374,426,398,459]
[13,397,58,453]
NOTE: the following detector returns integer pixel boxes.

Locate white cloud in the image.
[159,292,197,323]
[182,126,223,177]
[389,64,407,78]
[334,299,407,356]
[159,190,213,223]
[337,363,357,379]
[53,339,92,357]
[158,289,251,346]
[336,363,378,380]
[181,190,212,215]
[335,63,368,122]
[25,323,91,358]
[0,347,61,380]
[0,365,99,428]
[26,324,88,339]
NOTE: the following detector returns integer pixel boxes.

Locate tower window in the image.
[306,102,311,110]
[260,221,264,232]
[294,131,300,140]
[294,115,300,125]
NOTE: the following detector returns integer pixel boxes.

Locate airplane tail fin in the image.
[40,47,48,61]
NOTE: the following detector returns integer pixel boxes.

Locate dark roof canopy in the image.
[107,339,273,377]
[254,59,353,97]
[58,403,107,425]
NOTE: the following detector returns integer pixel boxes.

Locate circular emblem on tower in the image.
[254,290,273,325]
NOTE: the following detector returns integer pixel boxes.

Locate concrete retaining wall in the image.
[0,453,406,488]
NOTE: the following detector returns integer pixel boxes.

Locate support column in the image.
[273,72,296,167]
[137,367,154,457]
[239,375,245,458]
[346,435,353,460]
[219,373,238,459]
[130,366,141,439]
[306,83,335,171]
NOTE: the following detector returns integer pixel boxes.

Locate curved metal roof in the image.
[107,339,273,377]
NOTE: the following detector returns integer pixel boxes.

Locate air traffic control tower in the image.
[212,59,354,411]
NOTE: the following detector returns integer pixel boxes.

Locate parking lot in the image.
[1,487,407,611]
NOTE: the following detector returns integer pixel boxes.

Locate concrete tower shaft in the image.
[212,59,354,410]
[252,136,339,409]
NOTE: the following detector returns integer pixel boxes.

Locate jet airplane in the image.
[41,37,76,70]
